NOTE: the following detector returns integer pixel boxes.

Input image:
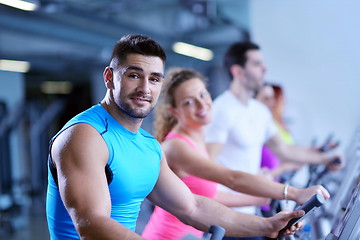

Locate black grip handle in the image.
[282,194,324,231]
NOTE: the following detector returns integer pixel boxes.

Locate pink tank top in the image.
[142,132,218,240]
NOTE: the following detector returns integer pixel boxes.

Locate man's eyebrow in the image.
[124,65,143,72]
[152,72,164,78]
[123,65,164,78]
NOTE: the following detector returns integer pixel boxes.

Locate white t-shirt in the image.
[205,90,277,214]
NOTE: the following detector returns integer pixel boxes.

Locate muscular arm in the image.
[148,157,304,238]
[52,123,143,240]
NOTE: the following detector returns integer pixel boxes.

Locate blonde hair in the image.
[153,67,207,142]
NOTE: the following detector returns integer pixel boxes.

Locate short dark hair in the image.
[109,34,166,69]
[224,42,260,79]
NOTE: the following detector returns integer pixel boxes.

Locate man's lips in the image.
[130,95,152,104]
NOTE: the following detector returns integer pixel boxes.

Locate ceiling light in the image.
[0,0,38,11]
[172,42,213,61]
[0,59,30,73]
[41,81,73,95]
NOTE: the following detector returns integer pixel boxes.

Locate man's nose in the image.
[136,79,150,94]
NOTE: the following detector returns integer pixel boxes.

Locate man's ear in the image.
[230,64,244,79]
[103,67,114,89]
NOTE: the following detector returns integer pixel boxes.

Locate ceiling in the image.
[0,0,250,79]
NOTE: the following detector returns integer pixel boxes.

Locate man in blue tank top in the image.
[46,34,308,239]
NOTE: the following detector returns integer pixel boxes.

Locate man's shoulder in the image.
[250,98,272,114]
[70,104,103,121]
[59,105,107,135]
[212,91,235,111]
[139,128,156,139]
[138,129,162,157]
[213,90,232,102]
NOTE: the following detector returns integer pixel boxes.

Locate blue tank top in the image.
[46,104,162,240]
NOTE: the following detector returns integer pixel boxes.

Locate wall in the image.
[249,0,360,152]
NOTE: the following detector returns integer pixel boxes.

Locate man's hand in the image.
[316,139,340,153]
[325,156,344,172]
[265,210,305,238]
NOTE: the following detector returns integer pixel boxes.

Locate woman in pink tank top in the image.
[142,68,269,240]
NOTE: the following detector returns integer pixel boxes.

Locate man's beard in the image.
[116,95,155,119]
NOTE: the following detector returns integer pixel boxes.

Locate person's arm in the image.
[265,162,303,179]
[214,191,270,207]
[52,123,143,240]
[168,139,329,205]
[266,134,343,170]
[147,157,304,238]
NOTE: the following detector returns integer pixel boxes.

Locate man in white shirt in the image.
[205,42,342,240]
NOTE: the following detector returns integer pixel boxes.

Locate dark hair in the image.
[153,68,207,142]
[109,34,166,69]
[224,42,260,79]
